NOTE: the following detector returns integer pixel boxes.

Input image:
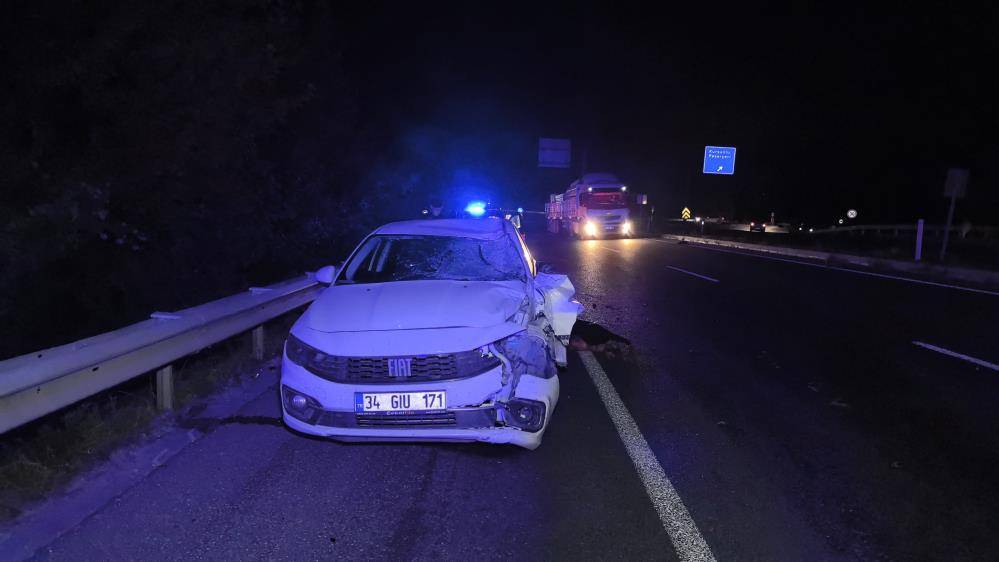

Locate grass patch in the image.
[0,309,300,522]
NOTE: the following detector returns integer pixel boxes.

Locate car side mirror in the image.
[536,261,556,274]
[315,265,337,284]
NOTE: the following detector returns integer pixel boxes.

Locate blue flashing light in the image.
[465,201,486,217]
[517,207,524,213]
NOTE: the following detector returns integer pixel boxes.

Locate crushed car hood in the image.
[308,279,527,333]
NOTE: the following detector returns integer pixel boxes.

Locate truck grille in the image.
[600,215,623,228]
[303,349,500,384]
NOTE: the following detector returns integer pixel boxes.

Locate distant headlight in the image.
[621,220,632,233]
[584,221,597,236]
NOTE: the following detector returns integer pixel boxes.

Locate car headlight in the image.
[455,347,502,377]
[285,333,311,365]
[494,331,556,380]
[285,333,344,378]
[584,221,597,236]
[621,220,632,233]
[285,333,328,368]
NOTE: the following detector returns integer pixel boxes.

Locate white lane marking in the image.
[912,341,999,372]
[578,351,716,562]
[601,245,622,253]
[665,265,720,284]
[666,241,999,297]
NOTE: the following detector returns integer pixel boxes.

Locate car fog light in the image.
[282,385,321,425]
[506,399,545,432]
[517,406,534,422]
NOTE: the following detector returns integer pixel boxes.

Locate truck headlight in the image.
[584,221,597,237]
[621,220,632,234]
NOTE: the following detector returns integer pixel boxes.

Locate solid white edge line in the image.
[663,240,999,297]
[665,265,720,283]
[912,341,999,372]
[578,351,716,562]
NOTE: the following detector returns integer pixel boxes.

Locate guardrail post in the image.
[252,325,265,361]
[156,365,174,410]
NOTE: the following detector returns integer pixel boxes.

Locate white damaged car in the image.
[280,218,581,449]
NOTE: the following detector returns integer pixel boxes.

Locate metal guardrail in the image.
[0,275,322,434]
[811,223,998,236]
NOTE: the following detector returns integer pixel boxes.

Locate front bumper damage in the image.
[280,346,559,450]
[280,274,581,450]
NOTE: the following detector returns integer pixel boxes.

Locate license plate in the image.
[354,391,447,414]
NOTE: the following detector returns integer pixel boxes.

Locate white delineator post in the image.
[915,219,924,261]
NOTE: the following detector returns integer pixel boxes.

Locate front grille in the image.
[312,408,496,429]
[304,349,499,384]
[348,355,457,380]
[355,412,457,427]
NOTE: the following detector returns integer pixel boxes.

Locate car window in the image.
[338,234,528,284]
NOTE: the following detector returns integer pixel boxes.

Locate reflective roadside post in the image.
[939,168,968,263]
[915,219,924,261]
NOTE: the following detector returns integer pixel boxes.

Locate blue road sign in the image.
[703,146,736,175]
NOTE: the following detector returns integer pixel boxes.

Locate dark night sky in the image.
[0,1,997,357]
[338,2,998,224]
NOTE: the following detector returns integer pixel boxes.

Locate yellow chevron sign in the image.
[681,207,691,220]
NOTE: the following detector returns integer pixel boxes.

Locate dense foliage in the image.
[0,2,412,358]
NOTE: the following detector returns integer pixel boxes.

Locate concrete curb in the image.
[662,234,999,288]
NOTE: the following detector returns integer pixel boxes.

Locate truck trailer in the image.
[546,173,645,238]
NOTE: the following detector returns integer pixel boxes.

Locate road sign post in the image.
[939,168,968,262]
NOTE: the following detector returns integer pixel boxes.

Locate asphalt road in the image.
[27,233,999,561]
